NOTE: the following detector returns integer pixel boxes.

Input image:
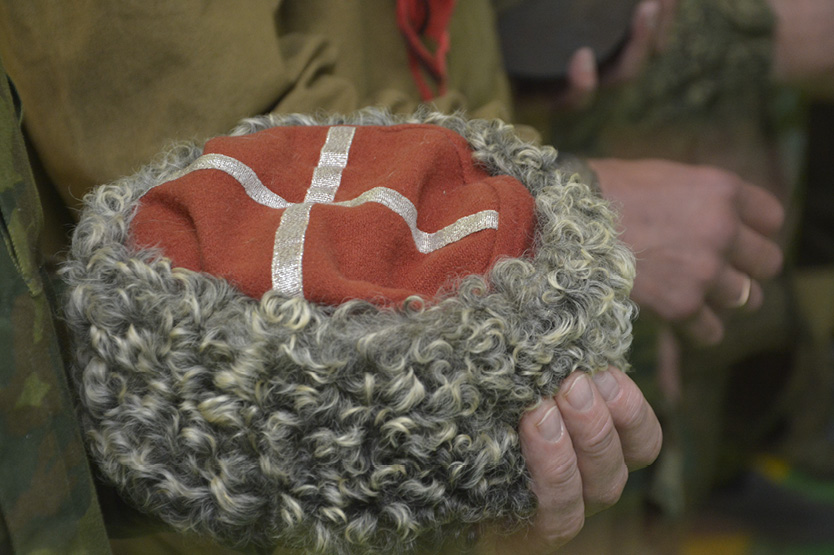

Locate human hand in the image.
[476,368,662,554]
[590,158,785,345]
[768,0,834,97]
[557,0,677,110]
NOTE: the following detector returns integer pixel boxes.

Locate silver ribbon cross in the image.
[150,126,500,298]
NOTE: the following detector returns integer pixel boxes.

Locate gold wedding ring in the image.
[731,276,753,309]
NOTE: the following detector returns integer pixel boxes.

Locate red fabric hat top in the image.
[130,123,537,305]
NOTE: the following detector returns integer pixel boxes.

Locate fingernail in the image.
[564,373,594,411]
[535,403,564,442]
[592,370,620,402]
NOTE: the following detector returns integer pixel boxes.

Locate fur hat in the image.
[62,109,635,554]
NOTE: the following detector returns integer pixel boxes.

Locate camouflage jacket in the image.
[0,57,111,554]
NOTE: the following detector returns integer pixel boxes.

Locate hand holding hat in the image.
[64,109,641,553]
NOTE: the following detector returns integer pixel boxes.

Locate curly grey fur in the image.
[62,109,636,554]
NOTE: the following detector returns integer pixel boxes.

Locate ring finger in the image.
[706,266,763,311]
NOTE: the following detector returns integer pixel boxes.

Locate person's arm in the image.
[477,368,662,553]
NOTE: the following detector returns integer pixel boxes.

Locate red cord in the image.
[396,0,457,101]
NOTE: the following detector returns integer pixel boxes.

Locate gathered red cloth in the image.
[130,123,536,305]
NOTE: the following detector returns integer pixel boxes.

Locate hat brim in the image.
[63,108,635,553]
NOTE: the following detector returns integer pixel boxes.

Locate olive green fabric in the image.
[0,57,112,555]
[0,0,513,216]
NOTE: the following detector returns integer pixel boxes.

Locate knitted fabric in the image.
[62,109,635,554]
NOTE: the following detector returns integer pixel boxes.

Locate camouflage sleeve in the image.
[0,57,112,554]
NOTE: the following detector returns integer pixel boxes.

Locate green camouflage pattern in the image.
[0,57,111,554]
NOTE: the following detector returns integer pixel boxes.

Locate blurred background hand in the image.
[590,158,785,345]
[556,0,678,110]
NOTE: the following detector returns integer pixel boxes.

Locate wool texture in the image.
[62,108,636,554]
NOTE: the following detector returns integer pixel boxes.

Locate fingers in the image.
[605,0,661,85]
[706,267,764,312]
[559,0,673,110]
[563,47,599,110]
[484,370,662,554]
[708,182,782,320]
[735,180,786,237]
[701,182,781,331]
[591,368,662,471]
[589,157,785,346]
[521,399,584,523]
[488,398,586,554]
[729,225,784,281]
[680,305,725,345]
[683,226,777,343]
[555,373,628,516]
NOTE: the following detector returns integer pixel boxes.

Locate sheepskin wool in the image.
[62,109,636,554]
